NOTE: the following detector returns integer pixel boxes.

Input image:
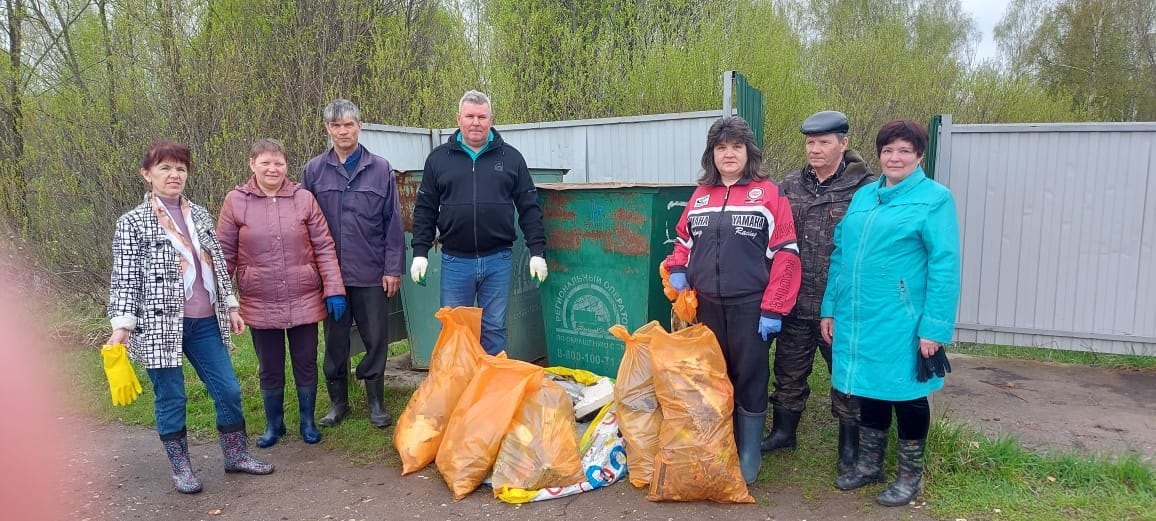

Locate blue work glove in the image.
[758,316,782,341]
[669,272,689,292]
[326,295,347,322]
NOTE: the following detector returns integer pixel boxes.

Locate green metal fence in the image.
[724,71,765,147]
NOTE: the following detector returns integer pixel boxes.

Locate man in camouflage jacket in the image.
[761,111,876,475]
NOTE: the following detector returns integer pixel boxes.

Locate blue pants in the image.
[147,317,245,439]
[440,249,512,355]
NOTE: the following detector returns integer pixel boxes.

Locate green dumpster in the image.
[537,183,695,377]
[397,168,567,369]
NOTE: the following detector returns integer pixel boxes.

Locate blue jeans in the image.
[440,249,512,355]
[146,317,245,439]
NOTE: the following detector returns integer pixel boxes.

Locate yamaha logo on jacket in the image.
[665,176,802,316]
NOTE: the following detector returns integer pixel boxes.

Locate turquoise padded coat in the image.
[820,167,961,401]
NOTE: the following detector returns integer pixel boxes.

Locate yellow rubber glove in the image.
[101,343,142,406]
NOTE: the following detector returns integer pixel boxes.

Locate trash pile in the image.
[395,306,751,504]
[613,321,754,504]
[394,307,625,503]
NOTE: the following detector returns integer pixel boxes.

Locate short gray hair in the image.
[323,99,361,123]
[458,90,492,114]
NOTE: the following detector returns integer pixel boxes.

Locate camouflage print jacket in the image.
[778,149,876,320]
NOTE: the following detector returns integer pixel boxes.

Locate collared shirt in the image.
[342,145,364,176]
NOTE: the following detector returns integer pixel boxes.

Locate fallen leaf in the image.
[208,509,222,515]
[1046,476,1057,482]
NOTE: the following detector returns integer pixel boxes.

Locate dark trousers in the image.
[697,297,770,414]
[771,316,858,419]
[251,323,319,389]
[323,285,390,382]
[859,396,931,440]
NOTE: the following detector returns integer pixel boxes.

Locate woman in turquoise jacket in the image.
[819,120,961,506]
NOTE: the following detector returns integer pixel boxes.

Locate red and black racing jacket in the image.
[664,176,802,318]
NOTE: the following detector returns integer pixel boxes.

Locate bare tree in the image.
[2,0,28,225]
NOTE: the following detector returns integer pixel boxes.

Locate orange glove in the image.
[659,263,678,301]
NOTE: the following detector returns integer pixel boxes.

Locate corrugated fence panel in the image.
[583,114,714,183]
[363,111,722,183]
[362,115,1156,356]
[1139,140,1156,348]
[465,125,584,180]
[941,121,1156,355]
[359,124,432,172]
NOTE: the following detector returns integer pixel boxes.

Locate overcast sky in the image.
[959,0,1013,62]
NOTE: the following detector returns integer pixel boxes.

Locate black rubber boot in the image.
[365,377,393,429]
[735,407,766,484]
[759,406,801,453]
[834,426,887,490]
[318,379,350,428]
[256,388,286,448]
[837,418,860,475]
[297,385,322,444]
[876,438,925,506]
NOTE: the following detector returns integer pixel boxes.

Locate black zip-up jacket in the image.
[411,129,546,259]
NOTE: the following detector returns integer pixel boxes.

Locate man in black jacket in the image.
[409,90,548,355]
[761,111,876,474]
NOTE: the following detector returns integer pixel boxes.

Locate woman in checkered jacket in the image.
[106,140,274,494]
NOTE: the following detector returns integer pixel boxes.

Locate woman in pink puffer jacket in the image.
[218,138,346,447]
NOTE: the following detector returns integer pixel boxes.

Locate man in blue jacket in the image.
[302,99,405,429]
[409,90,548,355]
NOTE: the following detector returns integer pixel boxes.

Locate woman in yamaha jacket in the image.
[663,116,802,484]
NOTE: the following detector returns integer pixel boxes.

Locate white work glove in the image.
[529,256,548,286]
[410,256,428,286]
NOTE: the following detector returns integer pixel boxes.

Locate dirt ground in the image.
[936,354,1155,462]
[52,353,1153,521]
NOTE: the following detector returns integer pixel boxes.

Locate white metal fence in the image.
[361,110,723,183]
[934,116,1156,356]
[362,112,1156,356]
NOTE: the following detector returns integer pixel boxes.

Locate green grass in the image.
[928,421,1154,520]
[756,349,1155,521]
[66,331,416,467]
[952,343,1156,370]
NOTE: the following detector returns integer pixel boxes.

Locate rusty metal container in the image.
[395,168,566,369]
[536,183,695,377]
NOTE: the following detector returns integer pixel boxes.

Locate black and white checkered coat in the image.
[108,197,240,369]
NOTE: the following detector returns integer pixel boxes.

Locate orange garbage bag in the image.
[610,321,665,488]
[658,263,697,324]
[646,324,753,503]
[437,356,544,500]
[394,307,486,475]
[491,378,584,495]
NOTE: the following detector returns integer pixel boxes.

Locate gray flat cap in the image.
[800,110,849,135]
